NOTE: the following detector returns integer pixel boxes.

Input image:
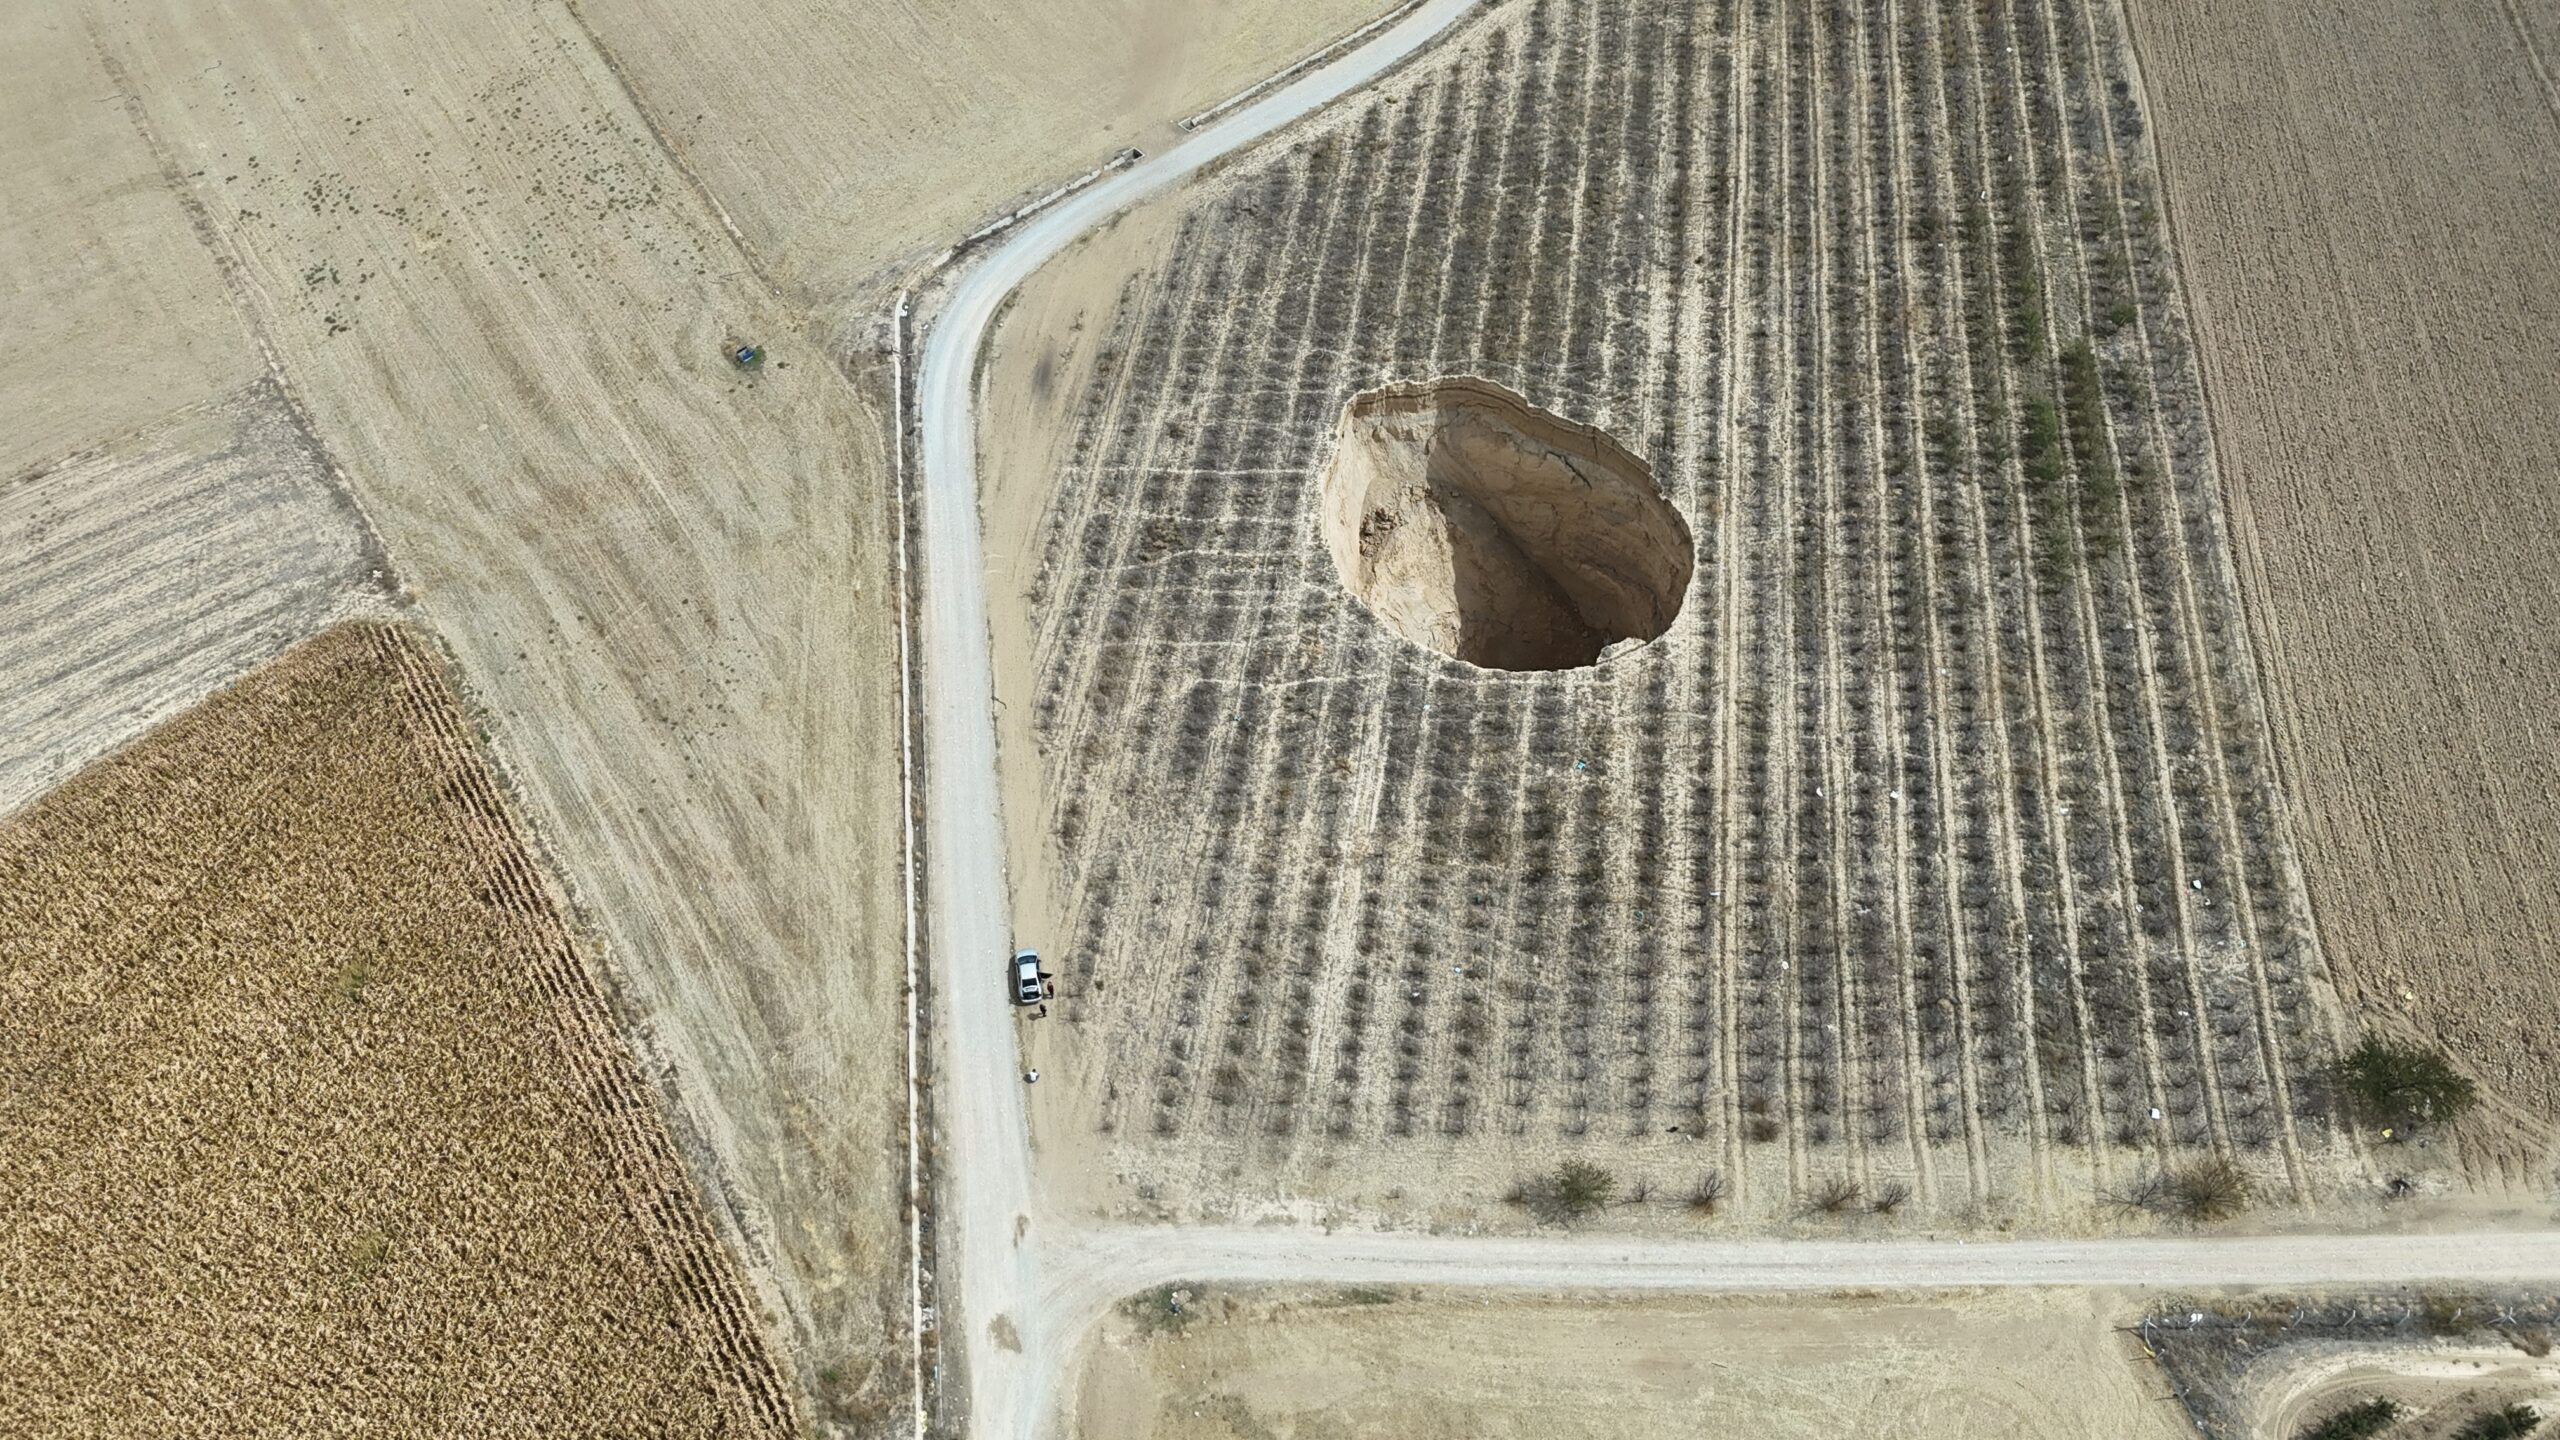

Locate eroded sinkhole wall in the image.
[1317,377,1694,671]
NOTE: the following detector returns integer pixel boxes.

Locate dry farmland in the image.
[995,0,2350,1221]
[0,623,792,1438]
[0,383,391,814]
[1067,1286,2187,1440]
[2123,0,2560,1167]
[25,0,1404,1412]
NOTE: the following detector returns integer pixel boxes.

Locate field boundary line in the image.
[86,36,405,611]
[889,286,929,1440]
[370,622,801,1433]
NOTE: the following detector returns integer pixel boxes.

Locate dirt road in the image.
[914,6,1480,1437]
[1045,1225,2560,1335]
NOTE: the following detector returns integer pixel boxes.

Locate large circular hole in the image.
[1318,378,1694,671]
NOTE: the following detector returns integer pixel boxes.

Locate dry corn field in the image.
[1022,0,2350,1217]
[0,623,793,1437]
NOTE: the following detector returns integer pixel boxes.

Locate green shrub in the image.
[2297,1397,2399,1440]
[2455,1404,2542,1440]
[1518,1161,1616,1225]
[2334,1036,2479,1130]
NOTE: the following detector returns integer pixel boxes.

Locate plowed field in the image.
[2124,0,2560,1170]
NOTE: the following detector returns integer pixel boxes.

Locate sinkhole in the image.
[1317,377,1694,671]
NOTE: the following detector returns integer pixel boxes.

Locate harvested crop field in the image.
[2122,0,2560,1165]
[992,0,2348,1221]
[0,623,793,1437]
[1069,1286,2187,1440]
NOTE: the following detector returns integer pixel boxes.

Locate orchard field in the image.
[1005,0,2347,1219]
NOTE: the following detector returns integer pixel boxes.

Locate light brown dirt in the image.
[1318,378,1693,671]
[75,0,917,1412]
[0,383,390,814]
[2123,0,2560,1166]
[572,0,1398,306]
[8,0,1392,1420]
[1069,1286,2190,1440]
[2249,1344,2560,1440]
[0,623,794,1438]
[0,7,255,477]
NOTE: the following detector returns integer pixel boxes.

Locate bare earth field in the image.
[0,7,254,478]
[1069,1286,2188,1440]
[77,0,913,1411]
[0,382,390,813]
[2122,0,2560,1169]
[990,0,2353,1228]
[574,0,1393,307]
[0,624,792,1438]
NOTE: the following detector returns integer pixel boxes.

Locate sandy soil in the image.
[573,0,1395,307]
[0,623,793,1438]
[2124,0,2560,1169]
[0,8,255,477]
[0,383,391,814]
[8,0,1409,1424]
[1069,1286,2190,1440]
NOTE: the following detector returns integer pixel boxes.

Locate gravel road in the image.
[913,6,1481,1437]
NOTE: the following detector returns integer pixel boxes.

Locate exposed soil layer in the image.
[1320,378,1692,670]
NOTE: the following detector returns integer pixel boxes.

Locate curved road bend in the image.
[914,4,1482,1437]
[910,1,2560,1434]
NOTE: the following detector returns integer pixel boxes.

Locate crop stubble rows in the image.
[1024,0,2339,1211]
[0,624,791,1436]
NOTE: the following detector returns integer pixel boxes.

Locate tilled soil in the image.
[2124,0,2560,1169]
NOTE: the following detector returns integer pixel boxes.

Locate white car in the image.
[1010,949,1046,1006]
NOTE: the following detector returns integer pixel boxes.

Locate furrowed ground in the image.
[2123,0,2560,1174]
[0,624,792,1437]
[993,0,2350,1223]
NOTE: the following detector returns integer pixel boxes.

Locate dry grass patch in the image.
[0,622,793,1438]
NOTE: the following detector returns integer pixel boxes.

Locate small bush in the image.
[2421,1291,2480,1337]
[1686,1170,1727,1216]
[2296,1397,2399,1440]
[2455,1404,2543,1440]
[1870,1179,1912,1216]
[2334,1036,2479,1131]
[1809,1174,1864,1215]
[2167,1156,2252,1221]
[1517,1162,1616,1225]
